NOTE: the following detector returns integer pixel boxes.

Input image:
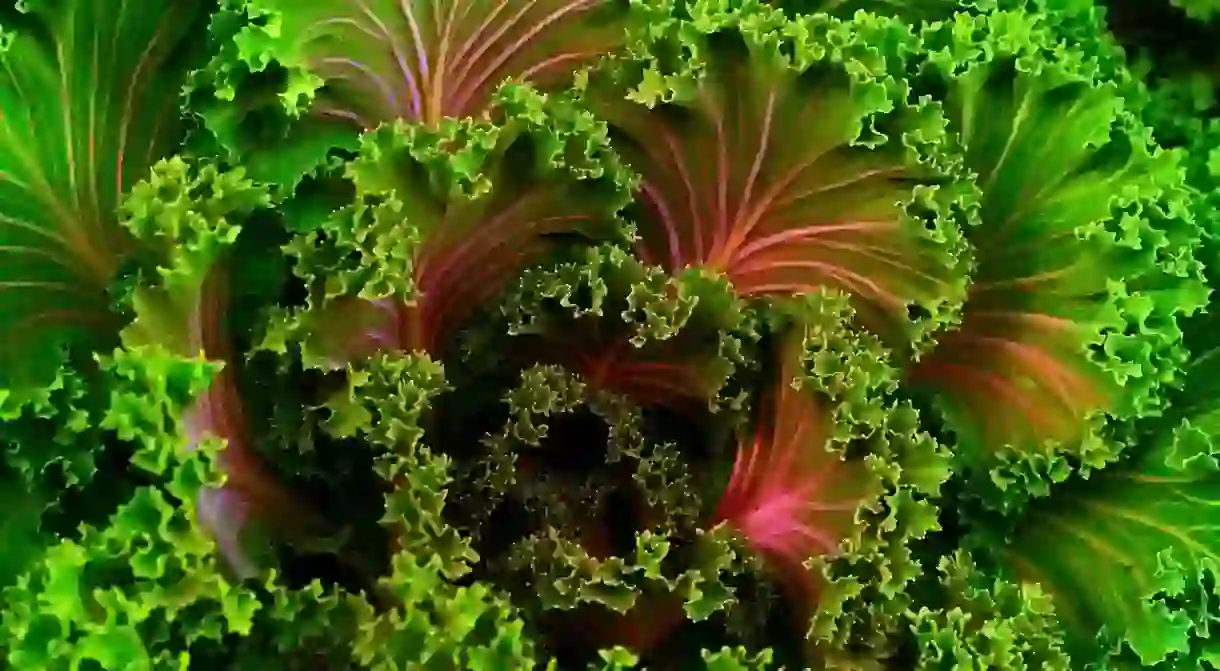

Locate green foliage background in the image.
[2,0,1220,668]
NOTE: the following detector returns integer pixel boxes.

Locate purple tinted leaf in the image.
[710,339,874,605]
[583,34,960,350]
[195,485,258,579]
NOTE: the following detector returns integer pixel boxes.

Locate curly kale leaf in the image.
[580,0,973,357]
[191,0,642,189]
[504,244,755,411]
[986,304,1220,669]
[0,346,262,670]
[907,549,1072,670]
[265,85,635,368]
[0,0,211,391]
[908,10,1208,510]
[119,156,348,578]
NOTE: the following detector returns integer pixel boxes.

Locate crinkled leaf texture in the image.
[715,291,952,667]
[0,0,209,390]
[471,362,708,539]
[266,84,634,366]
[5,0,1218,668]
[907,11,1207,504]
[465,363,740,653]
[504,244,754,411]
[1,346,260,670]
[709,313,885,610]
[236,0,629,125]
[990,334,1220,669]
[193,0,639,188]
[120,156,337,577]
[315,351,546,667]
[0,356,121,567]
[580,2,973,356]
[907,549,1072,670]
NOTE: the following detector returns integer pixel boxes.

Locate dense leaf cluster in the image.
[1,0,1219,668]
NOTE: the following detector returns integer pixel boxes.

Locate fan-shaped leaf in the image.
[0,0,209,389]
